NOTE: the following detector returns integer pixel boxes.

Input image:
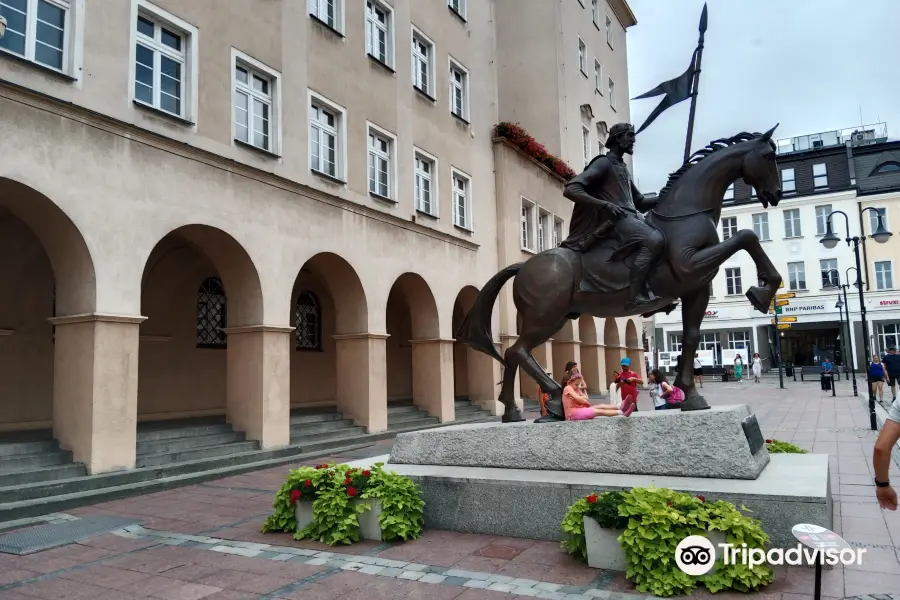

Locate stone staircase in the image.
[0,400,496,523]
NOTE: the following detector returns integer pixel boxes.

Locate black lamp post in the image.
[825,268,857,396]
[821,209,893,430]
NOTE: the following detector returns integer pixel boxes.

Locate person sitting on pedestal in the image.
[563,370,635,420]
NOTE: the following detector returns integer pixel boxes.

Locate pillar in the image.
[500,334,521,412]
[411,338,454,422]
[605,345,627,387]
[467,345,501,415]
[334,333,388,433]
[224,326,292,448]
[521,341,553,400]
[552,339,581,383]
[580,343,607,394]
[50,313,144,475]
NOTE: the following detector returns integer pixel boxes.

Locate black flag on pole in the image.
[633,3,708,135]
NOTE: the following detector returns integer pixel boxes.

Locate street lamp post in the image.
[826,268,858,396]
[821,209,893,430]
[835,296,847,380]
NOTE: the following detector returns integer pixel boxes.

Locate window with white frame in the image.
[669,333,683,352]
[875,261,894,290]
[553,218,564,247]
[813,163,828,188]
[582,125,590,168]
[134,10,193,119]
[452,169,471,230]
[814,204,832,235]
[309,0,341,31]
[699,333,718,352]
[781,168,795,193]
[724,183,734,200]
[608,76,616,109]
[783,208,801,237]
[538,210,552,252]
[787,261,806,290]
[725,267,742,295]
[234,58,277,152]
[878,324,900,354]
[728,331,750,350]
[594,59,602,93]
[820,258,838,288]
[365,1,392,66]
[521,200,535,250]
[449,59,468,120]
[577,37,586,75]
[367,127,393,199]
[605,14,613,47]
[309,97,341,178]
[592,0,600,26]
[0,0,71,72]
[869,207,889,235]
[721,217,738,240]
[752,213,769,240]
[448,0,465,19]
[412,28,434,97]
[414,151,436,216]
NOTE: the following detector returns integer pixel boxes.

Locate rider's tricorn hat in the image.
[604,122,635,149]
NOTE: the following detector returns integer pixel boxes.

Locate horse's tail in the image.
[456,263,523,364]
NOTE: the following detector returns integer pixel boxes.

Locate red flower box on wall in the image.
[494,122,577,181]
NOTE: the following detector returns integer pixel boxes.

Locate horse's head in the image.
[742,124,783,208]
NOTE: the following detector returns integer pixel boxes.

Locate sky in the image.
[625,0,900,192]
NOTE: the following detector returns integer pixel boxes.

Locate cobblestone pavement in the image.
[1,381,899,600]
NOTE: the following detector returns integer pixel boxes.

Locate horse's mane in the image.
[657,131,762,200]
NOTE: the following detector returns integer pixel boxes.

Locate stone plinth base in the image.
[386,453,830,550]
[389,405,769,480]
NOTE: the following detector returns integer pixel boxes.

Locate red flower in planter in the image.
[586,494,598,504]
[347,487,358,497]
[697,495,706,502]
[290,489,302,504]
[344,478,352,485]
[765,439,773,444]
[304,480,312,487]
[362,470,371,477]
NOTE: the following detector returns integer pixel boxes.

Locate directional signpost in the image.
[777,323,792,330]
[770,296,788,389]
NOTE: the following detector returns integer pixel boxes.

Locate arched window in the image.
[295,291,322,351]
[197,277,227,348]
[872,161,900,175]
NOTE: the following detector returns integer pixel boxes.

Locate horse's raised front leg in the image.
[675,289,711,411]
[688,229,783,314]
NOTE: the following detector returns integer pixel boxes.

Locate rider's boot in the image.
[535,389,566,423]
[624,275,660,312]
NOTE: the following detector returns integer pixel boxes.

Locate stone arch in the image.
[578,316,604,394]
[625,318,644,379]
[452,286,498,412]
[138,224,265,427]
[551,320,579,386]
[387,273,449,419]
[603,318,623,388]
[290,253,369,414]
[0,178,97,435]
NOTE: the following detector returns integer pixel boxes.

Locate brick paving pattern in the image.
[0,382,899,599]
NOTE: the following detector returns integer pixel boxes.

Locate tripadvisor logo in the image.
[675,535,866,575]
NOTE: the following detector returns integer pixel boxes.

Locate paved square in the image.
[1,381,899,599]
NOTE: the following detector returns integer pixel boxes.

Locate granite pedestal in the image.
[387,454,831,550]
[390,404,769,479]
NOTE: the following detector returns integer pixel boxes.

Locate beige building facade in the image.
[0,0,641,475]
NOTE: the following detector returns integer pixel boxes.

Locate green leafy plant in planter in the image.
[260,462,424,545]
[561,487,774,597]
[765,439,808,454]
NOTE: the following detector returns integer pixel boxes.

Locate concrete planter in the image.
[584,518,627,571]
[584,518,729,572]
[355,499,383,541]
[294,502,314,532]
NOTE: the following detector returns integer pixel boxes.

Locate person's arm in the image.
[632,182,658,213]
[563,159,623,216]
[660,382,673,398]
[874,419,900,510]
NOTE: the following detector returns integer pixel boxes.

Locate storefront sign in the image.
[879,300,900,306]
[704,310,730,319]
[782,304,826,314]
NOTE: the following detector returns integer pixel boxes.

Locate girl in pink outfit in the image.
[563,370,636,420]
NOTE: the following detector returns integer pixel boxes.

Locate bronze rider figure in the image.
[560,122,664,311]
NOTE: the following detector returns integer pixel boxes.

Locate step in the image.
[289,426,367,445]
[135,441,260,468]
[386,410,431,425]
[289,411,345,425]
[289,419,358,436]
[136,423,234,443]
[136,431,246,456]
[0,440,378,523]
[0,439,59,458]
[388,416,440,430]
[0,451,74,473]
[0,463,87,488]
[388,404,420,415]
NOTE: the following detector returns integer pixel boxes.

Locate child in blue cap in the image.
[614,357,642,414]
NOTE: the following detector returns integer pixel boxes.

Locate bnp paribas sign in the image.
[783,304,825,313]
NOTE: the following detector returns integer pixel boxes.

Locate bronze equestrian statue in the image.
[457,122,784,423]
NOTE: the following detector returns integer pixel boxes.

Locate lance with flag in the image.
[633,3,708,163]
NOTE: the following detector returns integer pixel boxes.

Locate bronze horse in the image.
[457,126,785,422]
